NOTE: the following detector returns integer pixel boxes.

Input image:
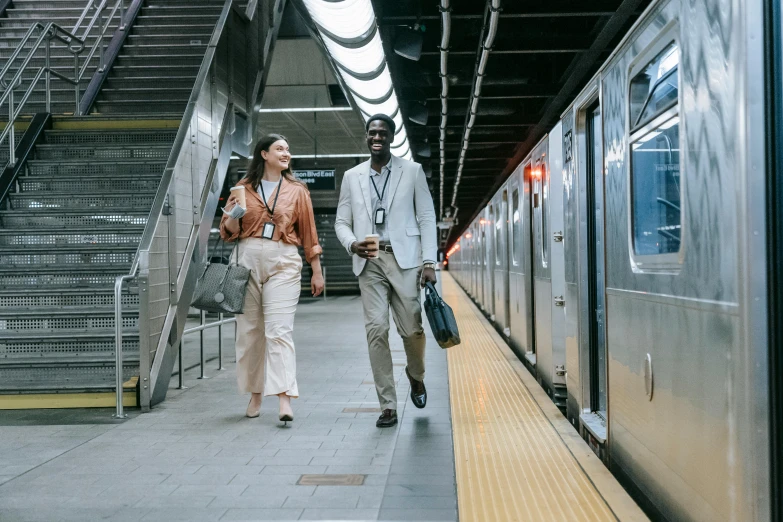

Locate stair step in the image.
[115,54,204,67]
[98,87,193,102]
[43,128,177,145]
[35,143,170,160]
[104,76,196,90]
[0,263,133,275]
[0,225,143,247]
[107,64,200,77]
[0,210,148,229]
[27,160,165,177]
[93,99,188,115]
[117,43,208,57]
[130,24,216,36]
[0,288,138,310]
[17,175,161,193]
[8,193,154,210]
[0,310,138,332]
[0,361,140,393]
[0,272,135,290]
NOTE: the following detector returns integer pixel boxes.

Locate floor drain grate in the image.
[297,474,366,486]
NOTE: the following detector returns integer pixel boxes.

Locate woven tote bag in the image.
[191,236,250,314]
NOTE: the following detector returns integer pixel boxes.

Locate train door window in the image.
[511,188,520,266]
[587,102,608,416]
[629,38,681,265]
[541,161,549,268]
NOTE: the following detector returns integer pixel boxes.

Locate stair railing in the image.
[0,0,127,167]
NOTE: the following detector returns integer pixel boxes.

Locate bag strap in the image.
[425,281,439,298]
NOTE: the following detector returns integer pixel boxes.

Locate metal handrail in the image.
[0,0,127,167]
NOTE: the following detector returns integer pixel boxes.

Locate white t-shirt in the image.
[258,179,281,207]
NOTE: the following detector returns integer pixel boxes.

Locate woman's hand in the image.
[222,195,246,220]
[311,272,325,297]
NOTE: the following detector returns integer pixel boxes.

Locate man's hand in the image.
[421,266,437,288]
[351,240,378,259]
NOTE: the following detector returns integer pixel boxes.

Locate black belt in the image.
[378,241,394,253]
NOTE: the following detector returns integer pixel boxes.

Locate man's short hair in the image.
[365,114,396,135]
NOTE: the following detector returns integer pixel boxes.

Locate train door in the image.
[585,102,607,418]
[531,144,552,373]
[493,190,510,335]
[507,166,532,355]
[483,207,495,318]
[548,124,567,394]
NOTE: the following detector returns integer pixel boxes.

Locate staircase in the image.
[0,0,121,116]
[94,0,224,115]
[0,120,177,402]
[0,0,284,409]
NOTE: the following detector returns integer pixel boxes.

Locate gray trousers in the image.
[358,251,426,410]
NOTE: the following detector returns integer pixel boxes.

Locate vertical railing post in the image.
[177,339,187,389]
[119,0,127,31]
[198,310,208,379]
[73,53,79,114]
[45,38,51,113]
[8,89,14,167]
[113,275,130,419]
[217,312,225,370]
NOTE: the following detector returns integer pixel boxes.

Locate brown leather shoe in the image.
[376,409,398,428]
[406,367,427,409]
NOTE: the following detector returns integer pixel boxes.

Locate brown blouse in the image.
[219,177,322,263]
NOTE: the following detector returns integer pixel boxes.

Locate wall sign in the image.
[294,169,336,190]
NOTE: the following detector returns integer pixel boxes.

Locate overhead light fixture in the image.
[394,27,424,61]
[302,0,412,160]
[407,102,428,125]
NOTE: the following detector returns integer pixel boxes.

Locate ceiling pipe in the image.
[450,0,501,210]
[438,0,450,220]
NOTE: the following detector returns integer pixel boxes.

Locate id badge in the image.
[262,222,276,239]
[374,208,385,225]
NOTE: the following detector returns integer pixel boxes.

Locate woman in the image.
[221,134,324,424]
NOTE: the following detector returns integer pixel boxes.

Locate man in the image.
[335,114,437,428]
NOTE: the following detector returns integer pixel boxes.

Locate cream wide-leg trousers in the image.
[234,238,302,397]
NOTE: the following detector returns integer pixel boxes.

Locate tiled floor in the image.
[0,290,458,521]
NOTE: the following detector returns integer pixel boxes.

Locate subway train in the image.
[446,0,778,520]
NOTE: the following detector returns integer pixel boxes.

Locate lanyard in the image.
[370,166,390,205]
[259,177,283,216]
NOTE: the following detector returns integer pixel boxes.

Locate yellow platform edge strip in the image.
[442,274,648,522]
[0,377,139,410]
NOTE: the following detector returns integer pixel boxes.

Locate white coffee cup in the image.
[229,186,246,209]
[365,234,380,258]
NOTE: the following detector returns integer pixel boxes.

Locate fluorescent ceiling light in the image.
[302,0,412,161]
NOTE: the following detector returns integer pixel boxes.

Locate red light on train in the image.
[532,168,542,178]
[465,233,472,239]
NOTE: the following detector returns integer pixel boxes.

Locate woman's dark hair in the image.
[245,134,306,190]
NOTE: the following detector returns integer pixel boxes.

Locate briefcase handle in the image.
[424,281,439,298]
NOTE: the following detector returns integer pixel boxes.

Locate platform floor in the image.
[0,274,646,521]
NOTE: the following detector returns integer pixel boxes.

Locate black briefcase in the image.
[423,282,461,349]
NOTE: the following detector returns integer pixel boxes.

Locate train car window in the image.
[541,161,549,268]
[629,41,681,257]
[495,205,502,265]
[512,188,520,266]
